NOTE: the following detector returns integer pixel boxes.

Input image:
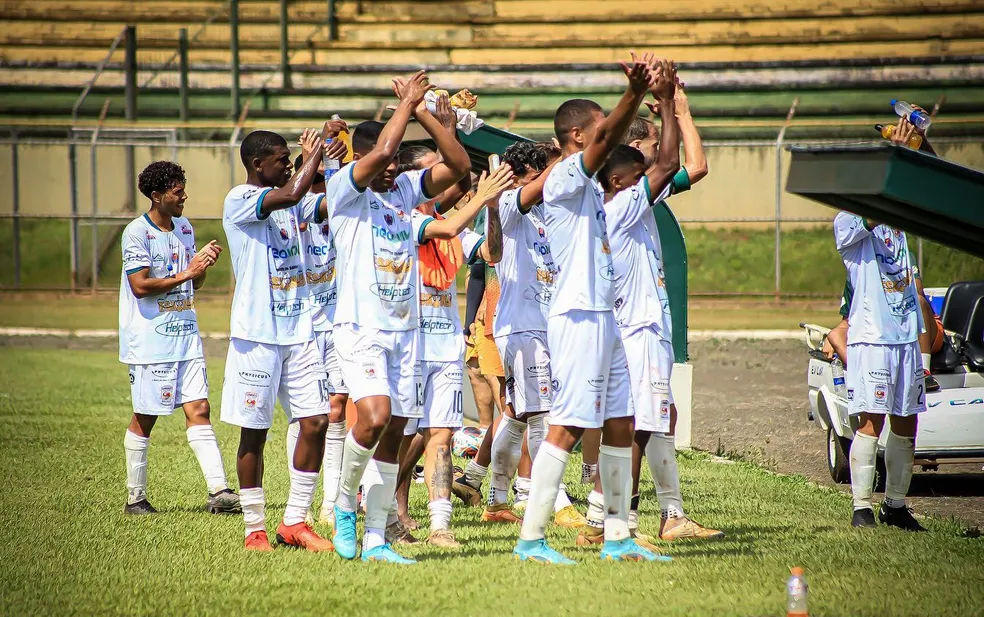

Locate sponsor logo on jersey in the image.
[306,267,336,287]
[364,364,377,379]
[526,364,550,377]
[869,369,892,381]
[587,376,605,392]
[373,225,410,242]
[151,366,178,381]
[447,369,463,381]
[420,317,455,334]
[370,283,414,302]
[599,264,615,281]
[270,245,300,260]
[244,392,258,409]
[181,224,192,235]
[269,272,307,291]
[420,291,453,308]
[552,378,561,393]
[873,384,888,406]
[160,385,174,406]
[847,388,855,401]
[155,319,198,337]
[238,370,271,385]
[614,297,623,310]
[374,256,412,274]
[369,199,381,210]
[307,245,329,256]
[270,298,309,317]
[539,381,550,397]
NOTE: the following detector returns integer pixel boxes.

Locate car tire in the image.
[827,427,851,484]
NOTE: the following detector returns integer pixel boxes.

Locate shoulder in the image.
[122,216,147,236]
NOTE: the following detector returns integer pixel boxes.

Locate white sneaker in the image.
[318,505,334,526]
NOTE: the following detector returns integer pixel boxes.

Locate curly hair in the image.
[502,141,547,177]
[138,161,186,199]
[535,141,562,164]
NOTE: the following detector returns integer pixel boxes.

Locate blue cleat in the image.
[600,537,673,562]
[513,538,576,565]
[333,506,358,560]
[361,543,416,564]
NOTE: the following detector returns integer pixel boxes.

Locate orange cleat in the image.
[481,503,523,523]
[244,530,274,552]
[275,521,335,553]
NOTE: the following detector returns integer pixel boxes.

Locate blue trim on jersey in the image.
[642,178,653,203]
[125,266,148,275]
[348,163,368,194]
[255,187,274,220]
[417,216,435,244]
[577,152,593,179]
[468,237,485,264]
[313,194,327,224]
[420,169,437,200]
[671,167,691,194]
[142,212,170,232]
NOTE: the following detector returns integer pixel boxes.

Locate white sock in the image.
[362,459,398,551]
[429,498,453,531]
[921,353,931,372]
[463,459,487,489]
[286,421,300,473]
[849,431,879,511]
[599,444,632,542]
[489,416,525,505]
[646,433,685,519]
[526,413,546,463]
[283,469,318,526]
[124,430,150,504]
[884,431,915,509]
[553,483,572,512]
[387,496,399,527]
[186,425,228,494]
[519,442,569,542]
[586,489,605,529]
[240,487,266,536]
[337,432,376,513]
[321,422,346,512]
[514,476,531,503]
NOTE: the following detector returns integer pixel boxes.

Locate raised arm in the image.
[477,203,503,263]
[258,128,328,216]
[421,166,514,241]
[674,87,707,185]
[517,159,560,213]
[644,60,680,198]
[416,93,472,198]
[582,53,655,175]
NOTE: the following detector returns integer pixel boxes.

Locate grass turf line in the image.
[1,347,983,616]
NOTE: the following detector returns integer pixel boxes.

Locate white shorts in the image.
[129,357,208,416]
[547,310,633,429]
[496,331,552,418]
[316,329,349,395]
[622,325,674,433]
[333,324,422,419]
[847,341,926,417]
[220,337,329,430]
[419,360,464,431]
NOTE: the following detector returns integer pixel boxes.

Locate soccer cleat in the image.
[513,499,528,513]
[878,504,927,532]
[659,517,726,541]
[581,463,598,484]
[600,538,672,562]
[124,499,157,515]
[332,506,359,560]
[513,538,576,565]
[576,525,604,547]
[427,529,462,549]
[451,474,483,507]
[852,508,878,528]
[206,489,242,514]
[924,371,941,393]
[554,505,588,528]
[385,520,418,545]
[319,505,335,527]
[631,530,661,552]
[400,515,420,531]
[244,530,274,552]
[482,503,523,523]
[275,521,334,552]
[362,543,417,564]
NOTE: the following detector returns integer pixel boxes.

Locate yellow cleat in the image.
[427,529,462,549]
[554,505,588,528]
[575,525,604,547]
[482,503,523,523]
[631,530,661,552]
[659,517,725,541]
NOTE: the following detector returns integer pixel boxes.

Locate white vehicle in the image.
[802,280,984,485]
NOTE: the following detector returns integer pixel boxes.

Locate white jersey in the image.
[605,177,674,340]
[541,152,615,317]
[412,210,484,362]
[326,164,430,331]
[492,187,558,337]
[222,184,324,345]
[304,205,338,333]
[119,214,204,364]
[834,212,922,345]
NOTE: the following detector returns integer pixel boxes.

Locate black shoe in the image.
[206,488,242,514]
[124,499,158,515]
[851,508,877,528]
[925,371,941,393]
[878,503,927,532]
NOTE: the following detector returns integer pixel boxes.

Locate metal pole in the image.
[179,28,190,142]
[279,0,292,89]
[918,237,924,274]
[327,0,337,41]
[11,131,21,288]
[124,25,138,212]
[68,135,79,291]
[230,0,240,118]
[91,99,112,293]
[775,97,799,302]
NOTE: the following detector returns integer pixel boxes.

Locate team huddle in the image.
[119,53,728,564]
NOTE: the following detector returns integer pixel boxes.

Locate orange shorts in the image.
[473,313,504,377]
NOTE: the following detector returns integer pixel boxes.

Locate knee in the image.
[301,414,331,436]
[238,428,267,454]
[328,398,347,424]
[890,415,918,438]
[184,400,211,425]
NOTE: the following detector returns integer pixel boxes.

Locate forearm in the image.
[417,110,470,175]
[585,88,646,174]
[436,177,470,215]
[647,98,680,194]
[677,112,707,183]
[518,160,559,211]
[428,195,487,239]
[192,271,207,290]
[129,271,192,298]
[484,206,503,263]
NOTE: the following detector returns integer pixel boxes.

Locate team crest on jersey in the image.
[873,384,888,406]
[244,392,258,409]
[364,364,377,379]
[279,227,289,240]
[171,252,179,263]
[322,223,330,235]
[160,385,174,406]
[539,381,550,397]
[180,225,192,235]
[146,232,156,240]
[384,213,394,226]
[538,227,546,238]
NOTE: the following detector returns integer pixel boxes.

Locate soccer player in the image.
[325,72,471,564]
[120,161,239,516]
[514,54,663,564]
[220,125,339,552]
[834,148,927,531]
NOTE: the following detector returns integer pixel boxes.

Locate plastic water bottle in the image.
[890,100,931,131]
[830,358,847,399]
[787,567,808,617]
[322,114,342,179]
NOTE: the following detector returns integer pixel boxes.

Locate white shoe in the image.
[319,505,335,526]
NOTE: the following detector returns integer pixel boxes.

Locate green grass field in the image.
[1,345,983,616]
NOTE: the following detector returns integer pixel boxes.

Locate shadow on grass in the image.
[907,473,984,498]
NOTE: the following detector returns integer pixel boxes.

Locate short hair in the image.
[502,141,547,177]
[598,144,645,192]
[535,141,562,163]
[240,130,287,167]
[397,145,435,174]
[352,121,385,154]
[553,99,603,146]
[138,161,186,199]
[624,117,654,145]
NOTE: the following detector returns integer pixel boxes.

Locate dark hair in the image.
[554,99,603,146]
[535,141,562,163]
[502,141,547,177]
[352,121,385,154]
[624,117,655,145]
[598,144,645,192]
[240,130,287,168]
[138,161,186,199]
[397,145,435,174]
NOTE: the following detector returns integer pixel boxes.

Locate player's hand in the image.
[619,51,656,96]
[890,116,917,148]
[393,70,431,109]
[673,84,691,117]
[298,128,323,162]
[323,137,348,161]
[323,118,348,139]
[474,165,515,207]
[186,242,220,279]
[433,91,456,132]
[199,239,222,263]
[649,59,676,101]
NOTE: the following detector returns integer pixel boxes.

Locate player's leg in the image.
[846,343,885,528]
[177,357,240,514]
[394,426,424,535]
[484,336,526,521]
[453,373,493,507]
[423,427,459,547]
[320,329,350,524]
[466,346,496,429]
[123,363,167,514]
[581,428,601,486]
[514,428,533,510]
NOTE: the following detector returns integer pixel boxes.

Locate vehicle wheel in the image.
[827,427,851,484]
